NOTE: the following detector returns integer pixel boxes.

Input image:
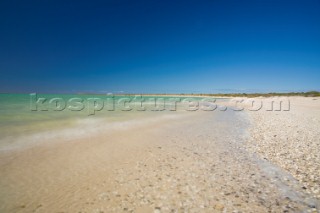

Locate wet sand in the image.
[0,104,319,212]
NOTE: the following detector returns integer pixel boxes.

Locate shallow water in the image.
[0,94,224,150]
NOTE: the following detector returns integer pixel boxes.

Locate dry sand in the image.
[0,98,320,212]
[245,97,320,200]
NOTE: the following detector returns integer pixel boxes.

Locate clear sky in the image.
[0,0,319,93]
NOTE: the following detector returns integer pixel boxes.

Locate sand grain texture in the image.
[246,97,320,200]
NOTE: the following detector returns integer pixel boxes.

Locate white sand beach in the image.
[0,97,319,212]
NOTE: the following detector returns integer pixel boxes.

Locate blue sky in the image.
[0,0,319,93]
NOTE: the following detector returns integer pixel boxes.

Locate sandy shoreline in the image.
[0,97,319,212]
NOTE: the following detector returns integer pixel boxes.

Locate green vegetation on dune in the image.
[139,91,320,98]
[205,91,320,98]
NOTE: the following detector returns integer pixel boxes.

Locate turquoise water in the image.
[0,94,222,149]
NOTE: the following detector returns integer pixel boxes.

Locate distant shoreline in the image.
[0,91,319,97]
